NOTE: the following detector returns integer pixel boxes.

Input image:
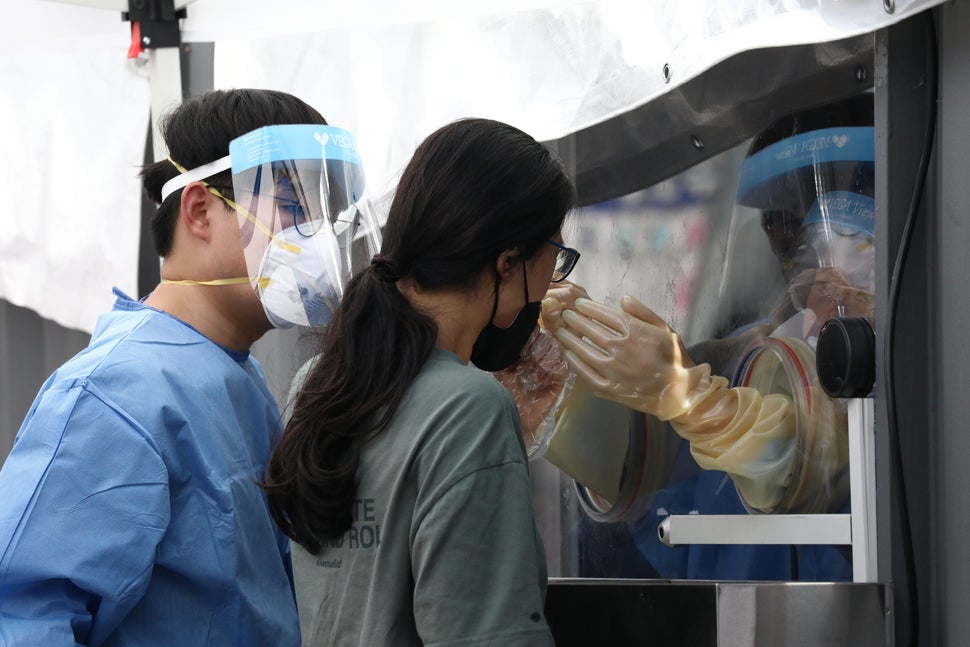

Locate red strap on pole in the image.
[127,21,144,59]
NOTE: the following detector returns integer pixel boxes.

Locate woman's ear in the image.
[495,248,521,280]
[179,182,216,241]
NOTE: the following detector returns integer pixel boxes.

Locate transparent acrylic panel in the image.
[534,94,874,582]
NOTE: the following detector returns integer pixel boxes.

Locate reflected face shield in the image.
[737,125,875,282]
[227,125,383,328]
[788,190,874,285]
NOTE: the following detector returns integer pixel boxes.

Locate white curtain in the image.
[1,2,148,333]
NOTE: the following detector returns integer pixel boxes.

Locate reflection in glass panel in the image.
[533,93,874,583]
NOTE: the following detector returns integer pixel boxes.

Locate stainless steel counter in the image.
[545,578,892,646]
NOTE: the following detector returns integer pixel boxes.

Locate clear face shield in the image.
[227,125,382,328]
[736,125,876,345]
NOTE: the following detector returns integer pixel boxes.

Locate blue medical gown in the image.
[581,438,851,581]
[0,289,300,646]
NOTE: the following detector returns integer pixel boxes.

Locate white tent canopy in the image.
[2,0,944,334]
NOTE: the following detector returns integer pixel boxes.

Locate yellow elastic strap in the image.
[167,156,191,174]
[162,276,273,288]
[206,186,302,254]
[167,156,302,255]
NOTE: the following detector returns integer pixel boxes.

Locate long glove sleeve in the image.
[553,295,806,512]
[667,371,797,511]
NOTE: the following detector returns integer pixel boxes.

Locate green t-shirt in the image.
[291,348,553,647]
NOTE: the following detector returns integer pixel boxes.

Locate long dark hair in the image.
[264,118,574,553]
[139,89,327,257]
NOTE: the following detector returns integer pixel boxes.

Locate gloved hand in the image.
[491,326,574,457]
[554,295,729,421]
[552,294,843,514]
[540,281,590,336]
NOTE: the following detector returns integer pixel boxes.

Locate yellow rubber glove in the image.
[675,386,797,511]
[536,282,631,501]
[554,296,725,422]
[539,281,590,336]
[552,295,846,513]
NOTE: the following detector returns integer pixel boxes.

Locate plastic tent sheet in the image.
[200,0,945,198]
[3,0,945,334]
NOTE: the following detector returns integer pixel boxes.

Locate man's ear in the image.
[495,248,521,280]
[179,182,215,241]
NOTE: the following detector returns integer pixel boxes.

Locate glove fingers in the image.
[540,297,564,332]
[541,296,563,317]
[560,308,625,352]
[555,325,611,368]
[571,298,630,336]
[562,348,613,393]
[620,295,672,332]
[545,282,589,311]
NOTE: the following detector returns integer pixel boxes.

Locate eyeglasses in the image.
[271,168,329,237]
[206,185,302,254]
[547,240,580,282]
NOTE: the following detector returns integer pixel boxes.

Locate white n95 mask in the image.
[257,225,344,328]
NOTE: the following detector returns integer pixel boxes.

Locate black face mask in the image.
[470,259,539,372]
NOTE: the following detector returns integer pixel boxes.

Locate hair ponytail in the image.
[265,261,437,553]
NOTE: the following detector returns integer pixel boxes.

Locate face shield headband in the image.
[736,126,874,276]
[736,126,875,208]
[162,155,301,275]
[791,190,875,279]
